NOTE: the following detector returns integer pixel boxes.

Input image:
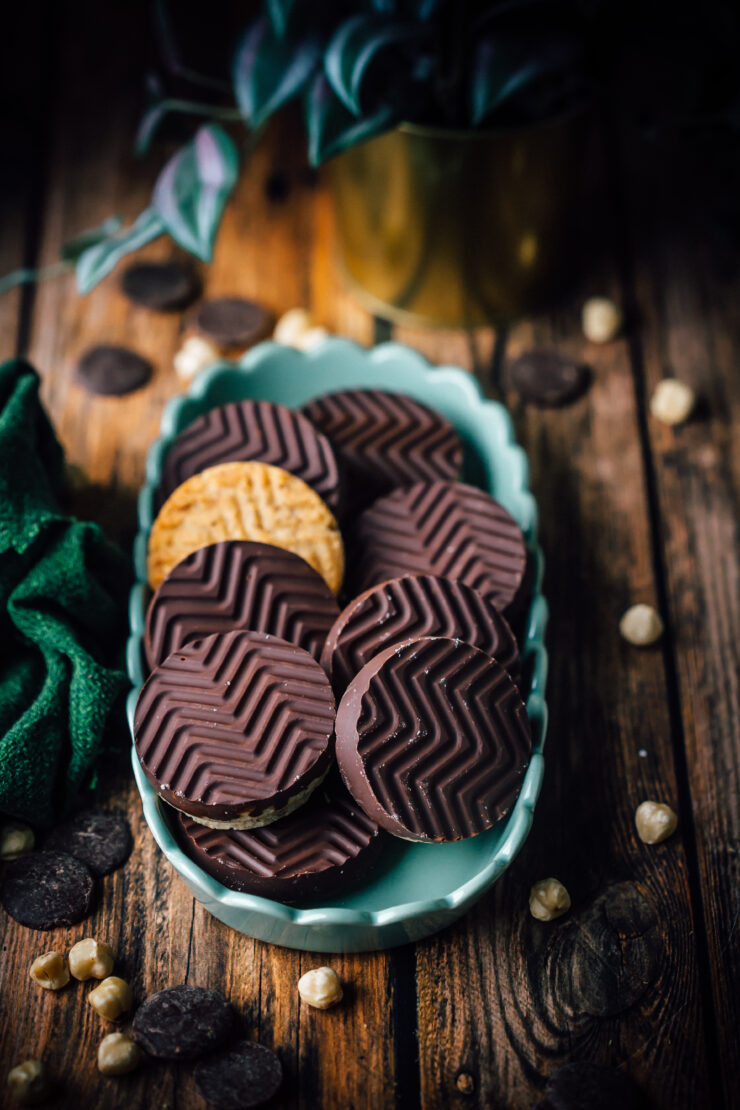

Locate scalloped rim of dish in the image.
[126,338,549,931]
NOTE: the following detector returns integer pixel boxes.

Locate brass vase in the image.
[330,115,587,327]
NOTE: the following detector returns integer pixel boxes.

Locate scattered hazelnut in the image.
[619,603,664,646]
[29,951,70,992]
[88,976,133,1021]
[581,296,623,343]
[635,800,678,844]
[69,938,115,981]
[273,307,315,347]
[97,1032,141,1077]
[7,1059,52,1106]
[0,823,34,860]
[298,966,343,1010]
[173,335,220,383]
[529,878,571,922]
[294,325,329,352]
[649,379,696,426]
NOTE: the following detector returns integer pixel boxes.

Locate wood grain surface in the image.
[0,2,738,1108]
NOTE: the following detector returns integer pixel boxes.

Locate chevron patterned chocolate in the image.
[156,400,342,512]
[352,481,528,615]
[336,637,531,842]
[321,574,519,696]
[301,389,462,503]
[134,630,336,828]
[145,541,340,670]
[176,778,385,903]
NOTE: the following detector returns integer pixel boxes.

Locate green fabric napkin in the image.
[0,358,131,828]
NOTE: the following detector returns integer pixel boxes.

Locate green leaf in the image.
[266,0,299,37]
[61,216,125,262]
[325,14,419,116]
[233,17,321,130]
[152,124,239,261]
[471,32,582,125]
[76,208,164,294]
[135,103,169,156]
[305,74,397,165]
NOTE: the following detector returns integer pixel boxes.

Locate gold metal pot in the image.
[330,114,587,327]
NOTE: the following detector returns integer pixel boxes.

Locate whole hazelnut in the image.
[298,967,343,1010]
[173,335,220,383]
[7,1059,52,1106]
[88,976,133,1021]
[529,878,571,922]
[650,379,696,426]
[635,801,678,844]
[29,951,70,992]
[97,1032,141,1077]
[582,297,623,344]
[69,938,115,981]
[0,823,34,861]
[619,604,663,646]
[273,307,315,347]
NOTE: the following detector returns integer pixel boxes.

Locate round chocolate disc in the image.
[336,637,532,843]
[321,574,519,697]
[135,630,336,827]
[353,481,528,615]
[195,297,272,348]
[0,850,95,929]
[145,540,340,670]
[155,399,343,513]
[194,1041,283,1110]
[132,985,233,1060]
[77,345,153,397]
[121,260,201,312]
[507,349,590,407]
[301,388,462,505]
[177,778,384,904]
[45,810,132,877]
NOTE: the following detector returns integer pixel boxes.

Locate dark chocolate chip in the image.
[77,345,153,397]
[507,350,590,407]
[45,810,132,877]
[132,984,234,1060]
[538,1062,645,1110]
[195,297,272,348]
[0,851,95,930]
[194,1041,283,1110]
[121,260,201,311]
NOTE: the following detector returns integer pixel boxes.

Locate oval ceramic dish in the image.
[126,338,549,952]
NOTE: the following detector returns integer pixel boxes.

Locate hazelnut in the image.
[582,296,623,343]
[88,976,133,1021]
[298,966,343,1010]
[173,335,220,383]
[529,878,571,922]
[29,951,70,991]
[7,1059,52,1106]
[619,603,664,646]
[649,379,696,426]
[273,307,315,347]
[69,938,115,981]
[97,1032,141,1077]
[0,823,34,861]
[635,800,678,844]
[294,325,329,352]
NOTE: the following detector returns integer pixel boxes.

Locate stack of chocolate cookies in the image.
[134,389,533,905]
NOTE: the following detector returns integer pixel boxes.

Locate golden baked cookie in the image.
[147,461,344,593]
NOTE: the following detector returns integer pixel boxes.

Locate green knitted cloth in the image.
[0,359,131,828]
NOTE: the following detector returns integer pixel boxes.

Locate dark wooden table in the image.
[1,3,738,1107]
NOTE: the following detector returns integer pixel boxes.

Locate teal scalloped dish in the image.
[126,339,548,952]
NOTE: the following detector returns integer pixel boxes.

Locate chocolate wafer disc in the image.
[336,637,531,842]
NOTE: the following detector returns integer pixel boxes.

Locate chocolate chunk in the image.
[132,984,233,1060]
[336,637,532,842]
[195,297,272,348]
[155,399,343,513]
[135,630,335,826]
[177,778,384,903]
[121,260,201,311]
[321,574,520,697]
[301,389,462,506]
[77,345,153,397]
[353,481,528,615]
[45,810,132,877]
[507,350,590,407]
[194,1041,283,1110]
[0,851,95,929]
[538,1061,645,1110]
[145,540,340,670]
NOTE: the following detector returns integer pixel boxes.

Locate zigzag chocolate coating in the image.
[353,481,528,614]
[134,630,335,826]
[336,637,531,842]
[321,574,519,696]
[176,778,384,904]
[301,388,462,503]
[145,541,340,670]
[156,400,342,512]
